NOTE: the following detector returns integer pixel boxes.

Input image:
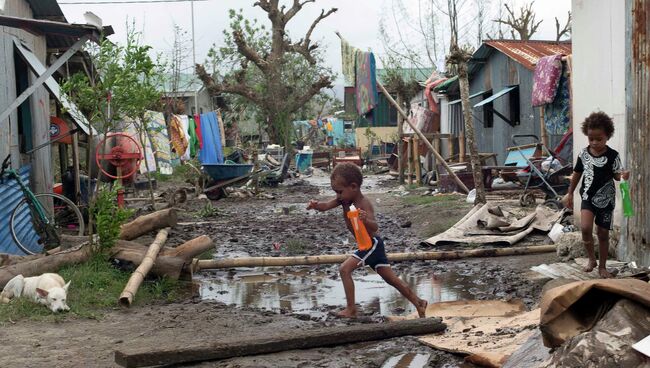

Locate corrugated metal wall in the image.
[0,165,40,254]
[623,0,650,266]
[467,52,552,164]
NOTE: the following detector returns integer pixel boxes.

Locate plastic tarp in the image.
[198,111,224,164]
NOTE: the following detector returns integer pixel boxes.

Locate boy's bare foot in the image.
[598,267,614,279]
[583,260,597,273]
[336,307,357,318]
[416,300,428,318]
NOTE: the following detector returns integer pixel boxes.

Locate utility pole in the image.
[191,0,198,114]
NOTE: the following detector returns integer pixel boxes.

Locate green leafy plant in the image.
[195,202,220,218]
[94,185,133,251]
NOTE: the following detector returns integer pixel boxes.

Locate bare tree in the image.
[555,11,572,41]
[196,1,337,147]
[447,0,486,204]
[494,1,542,40]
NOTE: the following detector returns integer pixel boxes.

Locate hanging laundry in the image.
[145,110,173,175]
[355,51,379,116]
[198,111,224,164]
[544,63,571,135]
[188,116,200,158]
[194,113,203,149]
[340,35,358,86]
[216,110,226,147]
[177,115,191,161]
[169,114,189,159]
[532,55,564,107]
[124,118,157,174]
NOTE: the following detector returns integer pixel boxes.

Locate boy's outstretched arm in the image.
[307,198,340,212]
[614,170,630,181]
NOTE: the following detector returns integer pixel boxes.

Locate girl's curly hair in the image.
[331,162,363,186]
[582,111,615,138]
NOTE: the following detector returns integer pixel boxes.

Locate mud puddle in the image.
[198,265,492,318]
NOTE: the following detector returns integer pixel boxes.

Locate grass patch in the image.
[403,194,463,206]
[0,254,185,324]
[285,239,307,255]
[196,249,216,260]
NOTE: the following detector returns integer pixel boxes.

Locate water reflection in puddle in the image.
[381,353,430,368]
[198,266,486,317]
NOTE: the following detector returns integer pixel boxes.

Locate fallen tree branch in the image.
[0,243,92,288]
[111,240,186,280]
[196,245,556,269]
[119,228,170,307]
[115,317,445,367]
[161,235,213,260]
[119,208,177,241]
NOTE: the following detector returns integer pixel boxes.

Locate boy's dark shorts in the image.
[581,200,613,230]
[353,236,390,271]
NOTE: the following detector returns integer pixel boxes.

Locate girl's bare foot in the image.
[598,267,614,278]
[336,307,357,318]
[416,300,428,318]
[583,260,597,272]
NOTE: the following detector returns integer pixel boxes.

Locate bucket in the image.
[295,151,313,173]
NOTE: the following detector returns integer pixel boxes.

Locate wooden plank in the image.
[114,317,446,368]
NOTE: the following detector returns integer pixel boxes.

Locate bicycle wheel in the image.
[10,193,85,255]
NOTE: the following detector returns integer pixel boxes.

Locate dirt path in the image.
[0,174,556,367]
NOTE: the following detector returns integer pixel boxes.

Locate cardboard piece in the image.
[390,300,537,368]
[540,278,650,347]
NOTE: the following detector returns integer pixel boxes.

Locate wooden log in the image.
[111,240,186,280]
[119,228,170,307]
[413,135,421,185]
[0,244,92,288]
[160,235,213,260]
[407,137,413,185]
[115,317,446,368]
[119,208,177,241]
[196,245,556,269]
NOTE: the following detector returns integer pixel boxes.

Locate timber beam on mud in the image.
[195,245,556,269]
[114,317,446,367]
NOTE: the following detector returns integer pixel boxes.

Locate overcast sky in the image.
[60,0,571,86]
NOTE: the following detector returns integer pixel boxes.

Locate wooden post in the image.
[433,134,441,180]
[115,318,446,368]
[397,96,404,184]
[459,130,466,163]
[377,82,469,193]
[539,106,548,148]
[413,135,421,185]
[71,132,81,204]
[407,137,413,185]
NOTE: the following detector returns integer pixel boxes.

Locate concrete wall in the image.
[0,0,52,194]
[571,0,626,227]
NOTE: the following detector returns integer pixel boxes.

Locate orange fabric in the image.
[169,114,189,155]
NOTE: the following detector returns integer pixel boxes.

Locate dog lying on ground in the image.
[0,273,70,312]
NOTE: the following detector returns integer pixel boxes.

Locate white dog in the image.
[1,273,71,312]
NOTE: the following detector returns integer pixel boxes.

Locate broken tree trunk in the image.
[196,245,556,269]
[161,235,213,260]
[115,317,446,368]
[457,58,486,204]
[111,240,186,280]
[377,82,470,193]
[119,208,177,241]
[0,244,92,288]
[119,228,170,307]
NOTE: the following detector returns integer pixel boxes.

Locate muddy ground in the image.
[0,172,557,368]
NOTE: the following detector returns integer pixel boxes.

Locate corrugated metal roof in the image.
[0,165,40,255]
[479,40,572,71]
[25,0,66,20]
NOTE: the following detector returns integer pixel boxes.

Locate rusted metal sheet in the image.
[483,40,572,71]
[623,0,650,267]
